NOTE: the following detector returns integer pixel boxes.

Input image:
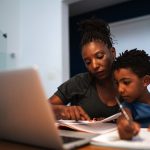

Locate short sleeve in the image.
[122,101,132,109]
[54,73,92,105]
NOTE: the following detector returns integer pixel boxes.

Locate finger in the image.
[63,106,71,119]
[77,106,90,120]
[118,125,133,140]
[117,119,134,140]
[59,106,67,119]
[133,122,140,135]
[61,106,70,120]
[67,106,77,120]
[73,106,81,120]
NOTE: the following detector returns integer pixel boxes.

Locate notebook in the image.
[91,128,150,150]
[0,67,90,150]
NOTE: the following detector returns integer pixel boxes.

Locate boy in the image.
[113,48,150,140]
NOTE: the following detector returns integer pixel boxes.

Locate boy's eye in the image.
[123,80,131,85]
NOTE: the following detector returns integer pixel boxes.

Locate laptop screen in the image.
[0,67,89,149]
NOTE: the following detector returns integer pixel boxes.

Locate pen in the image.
[115,97,131,121]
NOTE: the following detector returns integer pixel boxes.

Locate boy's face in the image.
[114,68,145,103]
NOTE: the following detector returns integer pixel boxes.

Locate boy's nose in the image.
[118,85,125,95]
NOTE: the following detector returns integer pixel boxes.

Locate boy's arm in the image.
[117,108,140,140]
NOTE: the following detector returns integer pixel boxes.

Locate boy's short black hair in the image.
[113,48,150,77]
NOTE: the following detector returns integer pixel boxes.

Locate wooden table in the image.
[0,140,125,150]
[0,129,126,150]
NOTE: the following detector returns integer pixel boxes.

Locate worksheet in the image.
[91,128,150,149]
[56,112,121,134]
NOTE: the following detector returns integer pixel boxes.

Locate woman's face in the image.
[82,41,115,80]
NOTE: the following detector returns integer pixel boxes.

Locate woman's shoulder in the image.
[70,72,92,85]
[62,72,92,88]
[72,72,91,80]
[56,72,93,102]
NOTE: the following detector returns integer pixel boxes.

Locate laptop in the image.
[0,67,90,150]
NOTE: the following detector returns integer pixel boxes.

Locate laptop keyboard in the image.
[61,136,83,144]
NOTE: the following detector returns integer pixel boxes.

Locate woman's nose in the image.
[91,59,99,69]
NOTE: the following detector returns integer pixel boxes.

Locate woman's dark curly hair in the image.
[78,18,114,48]
[113,48,150,77]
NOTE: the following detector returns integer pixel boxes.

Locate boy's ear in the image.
[143,75,150,87]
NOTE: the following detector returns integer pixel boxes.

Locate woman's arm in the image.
[49,95,64,105]
[48,95,90,121]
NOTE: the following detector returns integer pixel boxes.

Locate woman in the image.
[49,18,119,120]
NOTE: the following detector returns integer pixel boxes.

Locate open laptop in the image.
[0,67,90,150]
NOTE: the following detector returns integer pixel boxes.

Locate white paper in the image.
[57,112,121,124]
[56,113,121,134]
[91,128,150,150]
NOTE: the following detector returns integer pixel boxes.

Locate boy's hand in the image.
[117,117,140,140]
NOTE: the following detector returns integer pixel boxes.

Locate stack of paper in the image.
[56,112,121,134]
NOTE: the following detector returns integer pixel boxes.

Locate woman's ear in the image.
[110,47,116,60]
[143,75,150,87]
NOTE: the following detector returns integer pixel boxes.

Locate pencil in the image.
[115,97,131,121]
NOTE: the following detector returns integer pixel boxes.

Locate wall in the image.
[69,0,150,77]
[69,0,150,91]
[19,0,64,97]
[110,15,150,91]
[110,15,150,55]
[0,0,69,97]
[0,0,20,65]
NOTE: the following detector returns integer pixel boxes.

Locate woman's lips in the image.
[95,71,105,77]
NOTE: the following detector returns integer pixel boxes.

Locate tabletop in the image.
[0,129,126,150]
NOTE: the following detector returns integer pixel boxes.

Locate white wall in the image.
[0,0,70,97]
[110,15,150,55]
[0,0,20,62]
[19,0,64,97]
[0,0,149,97]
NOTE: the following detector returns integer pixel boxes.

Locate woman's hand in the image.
[52,105,90,121]
[117,117,140,140]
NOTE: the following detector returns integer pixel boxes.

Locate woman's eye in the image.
[96,53,104,59]
[84,60,91,65]
[114,80,118,86]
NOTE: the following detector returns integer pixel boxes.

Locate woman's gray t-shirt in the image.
[54,72,119,118]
